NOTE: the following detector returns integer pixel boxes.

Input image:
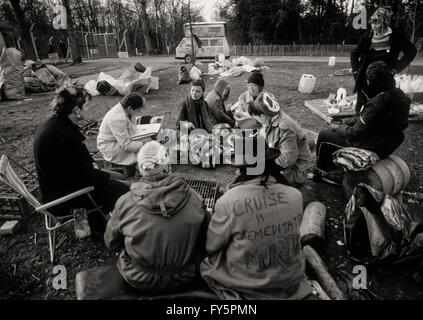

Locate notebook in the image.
[131,123,162,141]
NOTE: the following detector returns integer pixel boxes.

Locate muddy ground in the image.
[0,59,422,300]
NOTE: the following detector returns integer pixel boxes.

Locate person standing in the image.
[350,6,417,113]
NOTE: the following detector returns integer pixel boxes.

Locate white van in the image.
[175,21,230,63]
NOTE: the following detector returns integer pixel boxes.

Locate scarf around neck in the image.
[185,95,213,133]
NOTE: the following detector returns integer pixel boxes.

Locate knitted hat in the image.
[192,79,205,92]
[137,141,171,181]
[251,92,281,117]
[370,6,393,25]
[248,71,264,87]
[366,61,394,85]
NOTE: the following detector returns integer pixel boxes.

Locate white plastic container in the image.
[328,56,336,67]
[298,74,317,94]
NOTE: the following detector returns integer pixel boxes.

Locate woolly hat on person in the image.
[251,91,281,117]
[365,61,395,85]
[192,79,206,92]
[370,6,393,25]
[137,141,171,181]
[248,71,265,87]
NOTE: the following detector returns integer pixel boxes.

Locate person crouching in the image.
[104,141,210,292]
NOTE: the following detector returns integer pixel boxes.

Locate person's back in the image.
[200,175,312,299]
[104,141,209,292]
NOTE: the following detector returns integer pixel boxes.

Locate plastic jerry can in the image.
[328,56,336,67]
[298,74,317,94]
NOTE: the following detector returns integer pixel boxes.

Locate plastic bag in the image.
[232,56,253,66]
[0,48,25,100]
[344,183,422,265]
[189,66,202,81]
[84,79,100,96]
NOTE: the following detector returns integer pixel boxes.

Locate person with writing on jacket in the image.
[200,136,313,300]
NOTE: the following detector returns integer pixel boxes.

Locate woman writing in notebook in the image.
[97,93,153,168]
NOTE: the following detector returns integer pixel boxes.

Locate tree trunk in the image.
[137,0,153,54]
[297,17,303,43]
[9,0,35,59]
[62,0,83,64]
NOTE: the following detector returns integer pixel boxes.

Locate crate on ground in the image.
[78,120,99,134]
[185,179,219,213]
[91,151,126,174]
[0,172,39,220]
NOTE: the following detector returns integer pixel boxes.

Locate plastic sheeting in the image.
[344,183,423,265]
[0,48,25,100]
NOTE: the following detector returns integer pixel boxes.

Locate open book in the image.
[131,123,162,141]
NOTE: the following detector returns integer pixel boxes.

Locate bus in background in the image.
[175,21,230,63]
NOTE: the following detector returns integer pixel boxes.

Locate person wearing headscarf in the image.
[177,79,214,133]
[205,78,235,128]
[350,6,417,113]
[248,92,312,186]
[104,141,210,292]
[315,61,410,185]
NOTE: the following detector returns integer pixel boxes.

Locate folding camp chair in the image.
[0,154,106,263]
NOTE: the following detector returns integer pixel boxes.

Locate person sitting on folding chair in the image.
[33,84,130,235]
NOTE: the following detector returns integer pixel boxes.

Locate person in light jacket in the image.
[97,92,151,166]
[205,78,235,128]
[233,71,264,129]
[200,138,313,300]
[248,92,312,186]
[104,141,210,292]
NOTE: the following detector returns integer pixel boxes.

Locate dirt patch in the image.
[0,61,422,300]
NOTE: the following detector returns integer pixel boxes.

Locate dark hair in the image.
[121,92,145,110]
[191,79,205,92]
[52,85,91,117]
[366,61,394,85]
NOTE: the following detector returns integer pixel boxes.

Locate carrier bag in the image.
[344,183,423,265]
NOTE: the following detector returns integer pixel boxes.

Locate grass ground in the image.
[0,59,423,299]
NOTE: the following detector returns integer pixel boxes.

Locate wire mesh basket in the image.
[185,179,219,213]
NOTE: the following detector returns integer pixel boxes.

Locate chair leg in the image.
[47,216,56,263]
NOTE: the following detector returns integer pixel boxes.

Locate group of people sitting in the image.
[31,5,415,299]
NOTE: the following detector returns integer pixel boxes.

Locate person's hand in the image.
[330,123,340,130]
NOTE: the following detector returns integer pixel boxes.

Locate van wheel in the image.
[184,54,192,64]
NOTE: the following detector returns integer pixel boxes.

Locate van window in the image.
[210,39,223,47]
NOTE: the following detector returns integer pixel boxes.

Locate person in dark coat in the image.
[177,79,214,133]
[315,61,410,184]
[205,78,235,128]
[33,85,130,233]
[350,6,417,113]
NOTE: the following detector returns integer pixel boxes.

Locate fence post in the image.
[29,24,39,60]
[84,33,90,59]
[104,33,109,56]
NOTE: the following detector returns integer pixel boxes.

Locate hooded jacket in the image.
[104,175,209,291]
[205,79,235,127]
